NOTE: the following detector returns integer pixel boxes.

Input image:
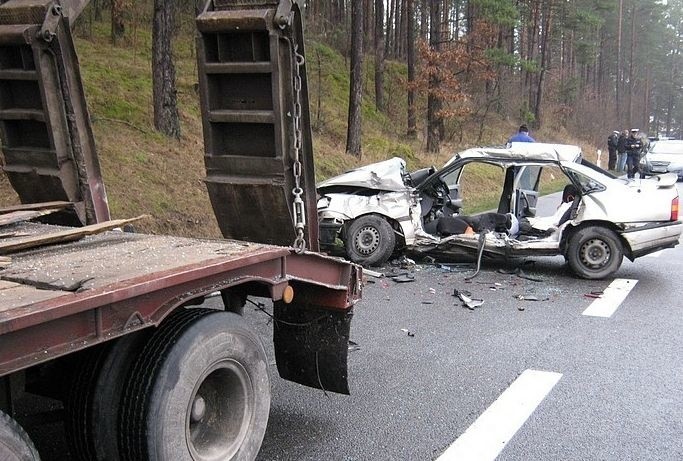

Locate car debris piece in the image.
[453,288,484,310]
[348,340,361,352]
[400,328,415,337]
[392,274,416,283]
[497,267,544,282]
[437,263,476,272]
[363,268,384,278]
[514,295,549,301]
[0,210,60,227]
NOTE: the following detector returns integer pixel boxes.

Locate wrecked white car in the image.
[317,143,683,279]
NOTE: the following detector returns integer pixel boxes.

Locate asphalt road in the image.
[16,184,683,460]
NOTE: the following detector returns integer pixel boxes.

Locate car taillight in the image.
[672,196,679,221]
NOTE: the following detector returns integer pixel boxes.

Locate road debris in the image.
[497,266,544,282]
[363,268,384,278]
[348,340,361,352]
[514,294,549,302]
[400,328,415,337]
[584,290,604,299]
[453,288,484,310]
[437,263,476,273]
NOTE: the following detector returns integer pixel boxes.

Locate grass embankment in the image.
[0,24,598,237]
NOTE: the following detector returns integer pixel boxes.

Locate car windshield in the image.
[650,141,683,155]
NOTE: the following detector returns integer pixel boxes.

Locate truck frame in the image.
[0,1,360,460]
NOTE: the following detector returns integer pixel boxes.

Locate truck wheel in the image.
[91,331,151,460]
[119,309,270,461]
[0,410,40,460]
[345,215,396,266]
[64,331,151,461]
[566,226,623,279]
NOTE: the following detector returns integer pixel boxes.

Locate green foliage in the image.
[485,48,519,68]
[471,0,519,28]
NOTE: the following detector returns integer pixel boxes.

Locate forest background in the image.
[0,0,681,237]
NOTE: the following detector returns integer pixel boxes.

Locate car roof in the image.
[444,143,583,166]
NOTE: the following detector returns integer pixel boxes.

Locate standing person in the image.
[616,129,628,172]
[625,128,643,179]
[508,124,536,143]
[607,130,619,170]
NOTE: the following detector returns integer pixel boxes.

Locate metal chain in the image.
[290,36,307,253]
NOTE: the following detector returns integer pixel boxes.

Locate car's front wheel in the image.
[344,215,396,266]
[566,226,623,279]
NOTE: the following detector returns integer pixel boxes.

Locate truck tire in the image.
[91,331,151,461]
[119,309,270,461]
[0,410,40,460]
[345,215,396,266]
[64,331,151,461]
[566,226,623,279]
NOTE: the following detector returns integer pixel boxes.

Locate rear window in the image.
[650,141,683,155]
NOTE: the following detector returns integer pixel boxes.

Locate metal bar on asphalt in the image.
[437,369,562,461]
[582,278,638,318]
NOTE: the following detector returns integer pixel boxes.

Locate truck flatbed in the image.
[0,222,359,376]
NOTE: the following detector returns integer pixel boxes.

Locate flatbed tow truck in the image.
[0,1,360,460]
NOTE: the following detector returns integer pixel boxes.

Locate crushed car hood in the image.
[317,157,408,192]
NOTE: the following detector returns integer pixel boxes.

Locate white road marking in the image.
[582,278,638,318]
[644,250,663,258]
[437,369,562,461]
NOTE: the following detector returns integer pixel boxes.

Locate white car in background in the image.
[317,143,682,279]
[641,139,683,180]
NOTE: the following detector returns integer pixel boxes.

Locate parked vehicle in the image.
[640,140,683,180]
[318,143,682,279]
[0,1,360,460]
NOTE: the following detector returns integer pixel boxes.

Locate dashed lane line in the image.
[582,278,638,318]
[437,369,563,461]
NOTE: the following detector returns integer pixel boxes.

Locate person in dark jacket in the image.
[508,125,535,143]
[607,131,619,170]
[625,128,643,179]
[616,129,628,172]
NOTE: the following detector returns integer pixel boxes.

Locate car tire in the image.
[566,226,623,279]
[0,410,40,461]
[119,309,270,461]
[345,215,396,266]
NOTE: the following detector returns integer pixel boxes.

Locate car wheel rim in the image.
[579,238,610,269]
[354,226,380,255]
[186,360,253,461]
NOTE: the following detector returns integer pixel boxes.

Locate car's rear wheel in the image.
[344,215,396,266]
[566,226,623,279]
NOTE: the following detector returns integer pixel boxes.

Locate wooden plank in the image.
[0,280,18,291]
[0,216,148,255]
[0,201,72,214]
[0,210,59,227]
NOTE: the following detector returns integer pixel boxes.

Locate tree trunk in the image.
[533,0,552,129]
[407,0,416,138]
[111,0,125,45]
[346,0,364,157]
[427,0,441,153]
[627,0,637,128]
[374,0,385,112]
[616,0,624,125]
[152,0,181,139]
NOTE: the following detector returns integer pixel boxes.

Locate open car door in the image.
[512,165,542,218]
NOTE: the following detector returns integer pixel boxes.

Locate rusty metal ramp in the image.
[196,0,318,251]
[0,0,109,226]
